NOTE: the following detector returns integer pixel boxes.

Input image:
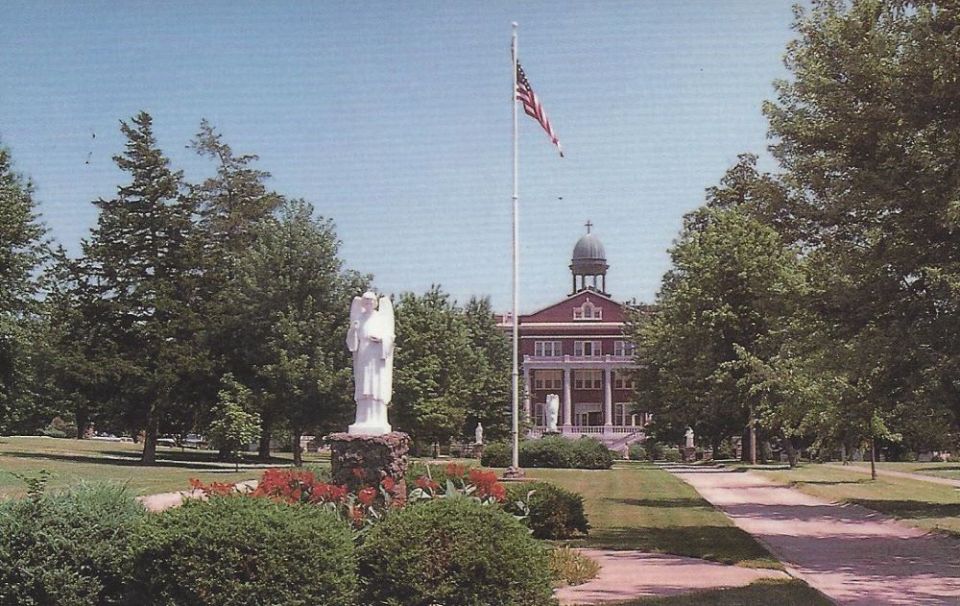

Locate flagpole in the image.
[509,21,521,475]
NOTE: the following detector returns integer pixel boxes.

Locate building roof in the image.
[572,232,606,263]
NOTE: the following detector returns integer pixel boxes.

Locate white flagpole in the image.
[510,22,521,474]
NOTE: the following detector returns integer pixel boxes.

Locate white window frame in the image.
[613,370,635,390]
[534,370,562,391]
[534,340,563,357]
[614,340,635,357]
[574,340,602,357]
[574,369,602,390]
[573,300,603,321]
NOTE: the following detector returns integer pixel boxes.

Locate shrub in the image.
[628,443,646,461]
[505,481,589,539]
[549,545,600,587]
[0,483,146,606]
[128,496,356,605]
[644,441,665,461]
[358,497,555,606]
[663,447,681,462]
[482,436,613,469]
[40,416,78,439]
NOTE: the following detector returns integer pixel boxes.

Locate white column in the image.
[523,367,532,422]
[604,367,613,427]
[562,367,572,429]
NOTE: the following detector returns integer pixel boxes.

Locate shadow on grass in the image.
[607,579,832,606]
[605,497,706,509]
[850,499,960,520]
[0,451,268,471]
[792,479,872,486]
[574,525,778,567]
[99,448,293,465]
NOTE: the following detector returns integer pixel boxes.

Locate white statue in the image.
[545,394,560,433]
[685,427,695,449]
[346,292,395,435]
[474,422,483,445]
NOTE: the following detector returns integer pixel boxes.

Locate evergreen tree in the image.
[83,112,203,463]
[0,142,47,432]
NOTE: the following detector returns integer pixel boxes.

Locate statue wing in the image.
[379,296,395,357]
[347,296,362,352]
[350,296,363,323]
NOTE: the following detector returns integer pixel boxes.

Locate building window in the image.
[533,370,562,390]
[614,340,635,357]
[613,370,635,390]
[573,299,603,321]
[574,369,602,390]
[534,340,563,357]
[573,340,602,357]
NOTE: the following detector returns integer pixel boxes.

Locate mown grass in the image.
[850,461,960,481]
[608,579,832,606]
[751,463,960,536]
[0,436,329,499]
[523,464,781,569]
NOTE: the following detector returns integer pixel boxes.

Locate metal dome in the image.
[572,233,606,263]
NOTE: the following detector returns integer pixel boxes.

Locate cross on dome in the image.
[585,220,593,234]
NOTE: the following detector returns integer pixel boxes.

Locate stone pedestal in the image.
[326,431,410,493]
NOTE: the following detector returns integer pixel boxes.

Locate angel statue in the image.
[346,292,395,435]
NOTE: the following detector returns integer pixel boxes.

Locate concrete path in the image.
[554,549,788,605]
[137,480,257,512]
[826,463,960,489]
[673,468,960,605]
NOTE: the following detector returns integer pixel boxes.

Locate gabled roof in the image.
[520,289,626,324]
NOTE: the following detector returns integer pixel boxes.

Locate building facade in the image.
[500,224,648,449]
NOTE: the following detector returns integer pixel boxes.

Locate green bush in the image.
[358,497,555,606]
[482,436,613,470]
[627,443,646,461]
[506,481,589,539]
[663,447,681,462]
[128,496,356,606]
[644,441,665,461]
[0,484,146,606]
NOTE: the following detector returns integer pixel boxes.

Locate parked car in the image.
[183,434,207,449]
[156,437,177,448]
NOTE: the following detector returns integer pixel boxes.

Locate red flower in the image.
[415,476,439,492]
[352,467,366,480]
[350,506,364,527]
[381,477,396,493]
[489,482,507,502]
[358,487,377,506]
[445,463,466,479]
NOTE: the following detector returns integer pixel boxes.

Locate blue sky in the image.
[1,1,798,312]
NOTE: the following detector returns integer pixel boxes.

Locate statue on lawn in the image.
[346,291,395,435]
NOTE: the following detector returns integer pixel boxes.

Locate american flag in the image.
[516,62,563,157]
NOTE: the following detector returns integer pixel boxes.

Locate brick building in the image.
[500,223,648,448]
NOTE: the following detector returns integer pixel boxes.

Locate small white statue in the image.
[685,427,695,449]
[474,422,483,445]
[545,394,560,433]
[346,292,395,435]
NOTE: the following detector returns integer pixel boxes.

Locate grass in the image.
[607,579,832,606]
[522,463,781,569]
[848,461,960,481]
[0,436,329,499]
[750,463,960,536]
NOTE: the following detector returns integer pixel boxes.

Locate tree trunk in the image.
[749,420,757,465]
[141,414,158,464]
[870,438,877,480]
[841,442,847,465]
[782,434,798,468]
[292,428,303,467]
[258,415,272,460]
[75,406,89,439]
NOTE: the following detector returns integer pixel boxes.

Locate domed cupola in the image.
[570,221,609,295]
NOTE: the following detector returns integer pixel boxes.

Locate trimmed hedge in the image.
[482,436,614,469]
[0,484,146,606]
[358,497,555,606]
[505,481,589,539]
[127,496,356,606]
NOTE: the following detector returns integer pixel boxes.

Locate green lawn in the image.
[750,463,960,536]
[523,464,781,569]
[608,579,832,606]
[849,461,960,481]
[0,436,328,499]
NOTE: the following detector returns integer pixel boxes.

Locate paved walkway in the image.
[826,463,960,489]
[673,468,960,605]
[554,549,788,605]
[137,480,257,512]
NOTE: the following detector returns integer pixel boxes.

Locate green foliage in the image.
[505,481,589,539]
[40,416,78,439]
[482,437,613,470]
[549,546,600,587]
[207,374,261,469]
[662,447,681,463]
[357,497,555,606]
[392,287,511,447]
[128,497,356,606]
[0,484,146,606]
[627,443,647,461]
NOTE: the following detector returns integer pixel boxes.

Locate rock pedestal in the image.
[326,431,410,494]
